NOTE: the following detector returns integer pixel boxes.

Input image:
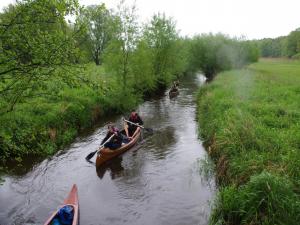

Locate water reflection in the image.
[96,157,124,179]
[148,126,176,160]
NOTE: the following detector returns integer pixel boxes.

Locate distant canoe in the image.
[44,184,79,225]
[96,130,141,167]
[169,89,179,98]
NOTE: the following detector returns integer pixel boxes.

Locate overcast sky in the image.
[1,0,300,40]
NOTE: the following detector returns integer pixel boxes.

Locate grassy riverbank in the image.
[197,58,300,225]
[0,64,142,169]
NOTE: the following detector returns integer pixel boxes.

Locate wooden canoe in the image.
[96,130,141,167]
[169,89,179,98]
[44,184,79,225]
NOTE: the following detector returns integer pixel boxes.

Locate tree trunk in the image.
[205,72,215,82]
[94,48,101,65]
[95,53,100,65]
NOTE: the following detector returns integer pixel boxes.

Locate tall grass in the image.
[197,59,300,224]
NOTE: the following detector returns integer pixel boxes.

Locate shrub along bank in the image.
[197,58,300,225]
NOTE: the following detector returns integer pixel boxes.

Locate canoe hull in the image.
[44,184,79,225]
[96,130,141,167]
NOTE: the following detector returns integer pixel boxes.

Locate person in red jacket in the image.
[124,111,143,139]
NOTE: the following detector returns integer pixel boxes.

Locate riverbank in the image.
[197,58,300,225]
[0,63,177,171]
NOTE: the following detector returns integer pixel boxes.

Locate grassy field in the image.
[0,64,140,170]
[197,58,300,225]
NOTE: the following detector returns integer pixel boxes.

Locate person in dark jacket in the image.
[101,124,122,150]
[124,111,143,139]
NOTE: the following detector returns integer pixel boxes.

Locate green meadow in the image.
[197,58,300,225]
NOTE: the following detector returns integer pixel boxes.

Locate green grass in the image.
[197,58,300,225]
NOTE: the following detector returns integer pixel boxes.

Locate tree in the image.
[142,13,179,88]
[188,34,259,80]
[129,40,155,95]
[0,0,81,112]
[241,41,259,63]
[103,0,139,89]
[76,4,116,65]
[286,28,300,57]
[189,34,225,80]
[258,37,286,57]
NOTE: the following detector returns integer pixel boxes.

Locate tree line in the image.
[257,28,300,58]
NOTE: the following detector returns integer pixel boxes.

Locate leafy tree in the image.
[103,0,139,89]
[171,38,189,77]
[75,4,116,65]
[256,28,300,58]
[142,13,179,88]
[0,0,81,112]
[241,40,260,63]
[129,40,155,95]
[258,37,286,57]
[188,34,259,80]
[286,28,300,57]
[189,34,226,80]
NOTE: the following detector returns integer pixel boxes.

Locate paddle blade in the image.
[85,150,97,161]
[144,128,154,134]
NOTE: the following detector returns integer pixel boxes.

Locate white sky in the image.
[1,0,300,40]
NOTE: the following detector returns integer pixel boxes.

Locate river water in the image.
[0,74,215,225]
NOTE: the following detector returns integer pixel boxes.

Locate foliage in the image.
[0,0,82,112]
[75,3,116,65]
[129,40,156,94]
[103,0,139,90]
[256,27,300,58]
[126,13,188,96]
[286,28,300,57]
[197,59,300,225]
[258,37,286,57]
[188,34,259,80]
[142,13,180,87]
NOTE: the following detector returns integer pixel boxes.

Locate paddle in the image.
[123,118,153,133]
[85,134,115,161]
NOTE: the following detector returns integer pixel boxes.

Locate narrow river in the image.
[0,74,215,225]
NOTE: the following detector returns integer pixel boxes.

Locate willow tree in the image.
[188,34,259,80]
